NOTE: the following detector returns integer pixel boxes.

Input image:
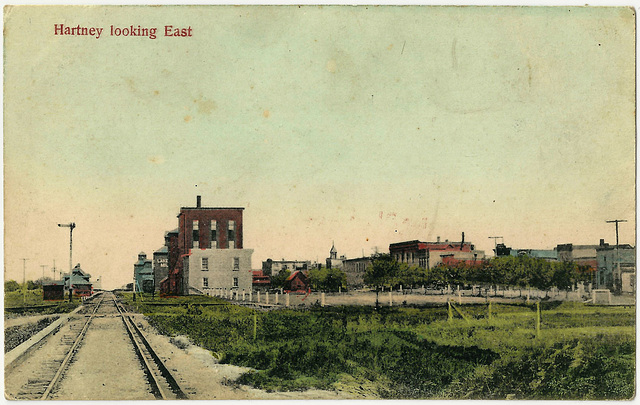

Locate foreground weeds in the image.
[121,294,635,399]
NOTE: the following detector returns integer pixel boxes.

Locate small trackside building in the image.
[63,264,92,297]
[43,280,65,301]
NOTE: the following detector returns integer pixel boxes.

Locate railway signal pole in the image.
[58,222,76,274]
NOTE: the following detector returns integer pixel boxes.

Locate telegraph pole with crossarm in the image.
[606,219,627,292]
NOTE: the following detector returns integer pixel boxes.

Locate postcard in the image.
[3,5,636,400]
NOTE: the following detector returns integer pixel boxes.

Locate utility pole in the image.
[51,259,57,281]
[488,236,504,254]
[606,219,627,292]
[21,258,28,305]
[606,219,627,247]
[58,222,76,274]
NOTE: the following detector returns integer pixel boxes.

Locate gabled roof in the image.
[286,270,308,281]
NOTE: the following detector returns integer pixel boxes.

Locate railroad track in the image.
[112,296,188,400]
[14,295,105,400]
[9,292,187,400]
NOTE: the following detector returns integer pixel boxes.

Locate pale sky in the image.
[4,6,635,289]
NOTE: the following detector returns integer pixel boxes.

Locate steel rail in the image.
[40,295,105,400]
[112,296,188,400]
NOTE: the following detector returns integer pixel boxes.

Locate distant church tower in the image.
[326,242,343,269]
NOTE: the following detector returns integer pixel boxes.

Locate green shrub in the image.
[140,299,635,399]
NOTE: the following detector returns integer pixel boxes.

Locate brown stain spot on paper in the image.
[153,90,159,95]
[326,59,337,73]
[190,96,217,115]
[263,110,270,118]
[197,99,217,114]
[184,115,192,122]
[148,156,165,164]
[387,44,394,50]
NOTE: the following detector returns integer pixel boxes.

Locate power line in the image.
[606,219,627,293]
[488,236,504,249]
[605,219,627,247]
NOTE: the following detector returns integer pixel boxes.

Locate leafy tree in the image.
[552,261,577,291]
[4,280,20,292]
[324,267,347,292]
[575,265,595,285]
[308,266,346,292]
[488,257,513,289]
[308,267,324,291]
[529,258,553,292]
[270,269,291,290]
[34,277,53,286]
[26,280,39,290]
[364,253,400,307]
[394,264,427,290]
[425,264,447,288]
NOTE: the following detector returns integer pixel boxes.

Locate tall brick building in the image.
[161,196,253,295]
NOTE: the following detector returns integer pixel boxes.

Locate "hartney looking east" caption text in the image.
[54,24,192,39]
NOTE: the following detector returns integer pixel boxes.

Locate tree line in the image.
[364,253,594,293]
[269,266,347,292]
[5,279,49,292]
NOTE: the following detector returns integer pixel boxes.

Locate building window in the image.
[233,277,239,287]
[210,220,217,248]
[192,220,199,248]
[233,257,240,271]
[203,277,209,288]
[202,257,208,271]
[228,220,236,248]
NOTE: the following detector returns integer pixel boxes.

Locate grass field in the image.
[4,289,79,314]
[120,293,635,399]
